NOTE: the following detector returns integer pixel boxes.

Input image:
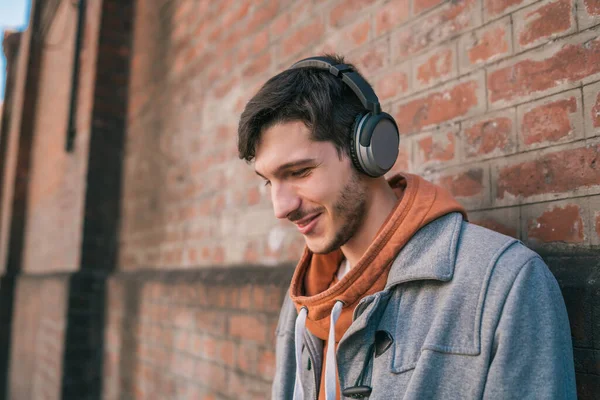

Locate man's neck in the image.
[341,178,400,268]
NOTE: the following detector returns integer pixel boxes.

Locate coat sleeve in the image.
[271,294,297,400]
[483,256,577,399]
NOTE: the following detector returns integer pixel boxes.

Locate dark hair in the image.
[237,54,369,162]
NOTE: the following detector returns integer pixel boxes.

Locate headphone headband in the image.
[289,57,381,114]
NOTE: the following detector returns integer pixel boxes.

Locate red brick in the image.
[374,68,409,101]
[190,334,203,356]
[268,318,279,341]
[437,168,485,198]
[415,0,445,14]
[415,46,455,88]
[392,0,479,60]
[246,2,280,32]
[394,79,483,134]
[485,0,527,19]
[190,15,212,40]
[325,18,372,53]
[471,218,518,238]
[281,20,325,59]
[528,204,585,243]
[178,355,195,379]
[237,343,258,371]
[496,144,600,200]
[238,285,252,309]
[374,0,410,35]
[330,0,377,27]
[351,38,388,76]
[236,31,269,65]
[263,284,284,312]
[252,286,265,310]
[515,0,574,51]
[212,76,239,99]
[464,115,513,158]
[349,19,370,47]
[174,330,190,351]
[270,12,291,39]
[583,0,600,14]
[459,19,511,71]
[242,51,271,78]
[213,0,235,16]
[263,236,283,259]
[221,0,252,28]
[258,350,276,380]
[203,336,218,360]
[488,34,600,105]
[212,246,225,264]
[194,361,226,392]
[588,84,600,134]
[520,97,578,145]
[270,2,311,39]
[218,340,235,367]
[244,241,260,263]
[206,54,234,84]
[173,0,194,25]
[578,0,600,29]
[229,314,266,342]
[195,311,226,335]
[416,130,456,165]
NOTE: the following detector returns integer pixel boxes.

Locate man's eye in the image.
[291,168,311,178]
[263,180,271,187]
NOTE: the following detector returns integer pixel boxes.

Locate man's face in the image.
[254,121,368,254]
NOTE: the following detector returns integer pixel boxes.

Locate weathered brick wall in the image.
[19,0,91,274]
[122,0,600,267]
[103,267,290,400]
[8,277,68,400]
[118,0,600,398]
[0,28,29,275]
[0,0,124,398]
[1,0,599,399]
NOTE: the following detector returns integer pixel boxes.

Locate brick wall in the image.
[103,267,290,400]
[122,0,600,269]
[118,0,600,398]
[20,0,91,274]
[0,0,128,398]
[1,0,599,399]
[8,277,68,400]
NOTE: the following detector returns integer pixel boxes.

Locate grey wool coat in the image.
[272,212,576,399]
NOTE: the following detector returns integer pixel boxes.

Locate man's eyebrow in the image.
[255,158,318,179]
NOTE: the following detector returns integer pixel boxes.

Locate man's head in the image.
[237,54,374,254]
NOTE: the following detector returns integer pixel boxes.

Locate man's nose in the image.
[271,183,300,220]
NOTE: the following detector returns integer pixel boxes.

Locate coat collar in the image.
[385,212,463,290]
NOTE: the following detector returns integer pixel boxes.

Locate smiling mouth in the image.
[295,213,321,235]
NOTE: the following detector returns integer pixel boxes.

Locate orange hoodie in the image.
[289,173,468,399]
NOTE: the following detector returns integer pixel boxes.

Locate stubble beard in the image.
[313,170,368,254]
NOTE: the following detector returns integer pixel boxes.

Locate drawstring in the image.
[294,307,308,400]
[341,343,375,399]
[292,301,344,400]
[325,301,344,400]
[293,305,392,400]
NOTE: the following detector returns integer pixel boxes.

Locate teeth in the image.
[298,215,317,227]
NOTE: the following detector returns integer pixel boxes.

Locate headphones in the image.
[289,56,400,177]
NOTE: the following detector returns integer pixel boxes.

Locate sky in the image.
[0,0,30,100]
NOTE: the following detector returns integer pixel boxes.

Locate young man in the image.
[237,54,576,400]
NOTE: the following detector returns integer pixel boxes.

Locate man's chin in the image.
[304,237,337,255]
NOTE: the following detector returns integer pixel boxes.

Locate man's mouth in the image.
[295,213,321,235]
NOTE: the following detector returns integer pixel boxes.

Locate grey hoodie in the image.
[272,212,576,399]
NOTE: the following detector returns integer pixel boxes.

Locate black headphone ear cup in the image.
[350,113,367,174]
